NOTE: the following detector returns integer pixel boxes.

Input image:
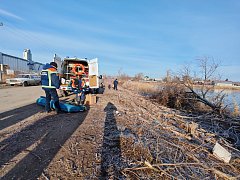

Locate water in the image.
[212,89,240,111]
[155,85,240,111]
[191,88,240,111]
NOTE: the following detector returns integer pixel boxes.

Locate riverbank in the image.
[0,85,239,179]
[193,84,240,91]
[143,81,240,91]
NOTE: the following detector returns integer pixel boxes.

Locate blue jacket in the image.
[41,63,60,89]
[114,79,118,86]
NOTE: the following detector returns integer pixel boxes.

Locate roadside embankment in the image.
[0,85,239,179]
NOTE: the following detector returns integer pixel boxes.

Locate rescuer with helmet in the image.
[41,62,62,113]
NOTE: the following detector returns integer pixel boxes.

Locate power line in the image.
[3,22,61,62]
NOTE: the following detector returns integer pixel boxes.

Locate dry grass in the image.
[123,81,240,116]
[232,99,240,117]
[114,86,240,179]
[123,81,206,112]
[115,88,240,179]
[122,81,162,95]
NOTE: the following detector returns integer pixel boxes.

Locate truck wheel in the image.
[23,81,28,87]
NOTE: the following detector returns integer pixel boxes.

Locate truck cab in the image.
[54,55,102,94]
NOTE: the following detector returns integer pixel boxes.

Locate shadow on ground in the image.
[0,103,40,131]
[100,102,123,179]
[0,110,88,179]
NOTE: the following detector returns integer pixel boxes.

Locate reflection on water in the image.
[197,88,240,111]
[156,85,240,111]
[215,89,240,109]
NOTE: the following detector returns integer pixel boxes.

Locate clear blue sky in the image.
[0,0,240,81]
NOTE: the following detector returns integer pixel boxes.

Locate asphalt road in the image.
[0,86,44,113]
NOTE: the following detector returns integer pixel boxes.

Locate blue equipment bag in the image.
[36,96,86,112]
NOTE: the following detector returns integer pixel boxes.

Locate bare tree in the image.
[163,69,172,82]
[116,68,131,82]
[198,56,219,81]
[118,67,123,77]
[180,57,225,114]
[133,73,144,81]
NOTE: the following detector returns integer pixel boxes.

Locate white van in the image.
[53,55,102,94]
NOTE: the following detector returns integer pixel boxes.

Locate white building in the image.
[23,49,32,61]
[213,81,233,87]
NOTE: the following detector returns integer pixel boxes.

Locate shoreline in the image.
[139,81,240,91]
[193,84,240,91]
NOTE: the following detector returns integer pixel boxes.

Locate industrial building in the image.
[0,49,44,82]
[213,80,233,87]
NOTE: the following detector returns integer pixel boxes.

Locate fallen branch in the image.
[124,162,225,171]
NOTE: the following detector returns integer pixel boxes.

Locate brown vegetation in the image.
[1,84,240,179]
[123,80,240,145]
[122,81,213,113]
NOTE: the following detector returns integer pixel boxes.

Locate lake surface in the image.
[191,88,240,111]
[212,89,240,110]
[156,85,240,111]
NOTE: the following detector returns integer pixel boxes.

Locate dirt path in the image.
[0,86,239,179]
[0,87,121,179]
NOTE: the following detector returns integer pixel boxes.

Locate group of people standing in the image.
[40,61,119,113]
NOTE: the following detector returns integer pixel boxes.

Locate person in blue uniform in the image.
[113,79,118,90]
[41,62,62,113]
